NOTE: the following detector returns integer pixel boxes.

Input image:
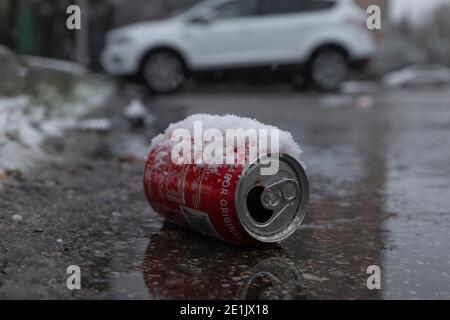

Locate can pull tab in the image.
[261,179,299,210]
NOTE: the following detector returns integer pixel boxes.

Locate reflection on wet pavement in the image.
[143,224,308,300]
[380,91,450,299]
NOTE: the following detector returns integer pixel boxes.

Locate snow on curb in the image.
[0,83,113,180]
[23,55,89,76]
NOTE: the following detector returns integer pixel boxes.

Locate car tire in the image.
[141,51,186,94]
[309,49,349,91]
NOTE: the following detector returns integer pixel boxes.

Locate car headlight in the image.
[114,36,131,45]
[107,32,132,46]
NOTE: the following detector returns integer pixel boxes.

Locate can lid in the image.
[236,154,309,243]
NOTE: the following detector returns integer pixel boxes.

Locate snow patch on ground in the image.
[383,64,450,88]
[123,99,156,127]
[0,83,113,177]
[73,118,112,132]
[23,55,89,76]
[124,99,147,119]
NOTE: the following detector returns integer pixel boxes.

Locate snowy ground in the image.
[0,56,114,181]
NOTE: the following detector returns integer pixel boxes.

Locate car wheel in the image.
[310,49,348,91]
[141,51,186,94]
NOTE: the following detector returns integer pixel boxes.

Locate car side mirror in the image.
[189,8,216,25]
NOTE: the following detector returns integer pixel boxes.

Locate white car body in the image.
[102,0,375,90]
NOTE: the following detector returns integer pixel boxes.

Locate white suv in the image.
[102,0,375,93]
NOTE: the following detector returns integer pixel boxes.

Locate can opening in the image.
[246,186,274,224]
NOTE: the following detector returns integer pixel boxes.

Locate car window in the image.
[171,0,208,17]
[307,0,336,11]
[258,0,308,15]
[258,0,335,15]
[214,0,258,19]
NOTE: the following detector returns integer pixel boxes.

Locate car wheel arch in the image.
[308,44,350,64]
[138,46,190,75]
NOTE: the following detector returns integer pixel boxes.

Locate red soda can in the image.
[143,145,309,244]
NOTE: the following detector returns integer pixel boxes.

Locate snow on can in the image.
[143,145,309,244]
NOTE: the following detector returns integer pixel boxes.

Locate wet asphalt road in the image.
[1,85,450,299]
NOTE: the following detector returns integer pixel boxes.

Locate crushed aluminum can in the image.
[143,145,309,244]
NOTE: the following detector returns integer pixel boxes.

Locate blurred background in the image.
[1,0,449,73]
